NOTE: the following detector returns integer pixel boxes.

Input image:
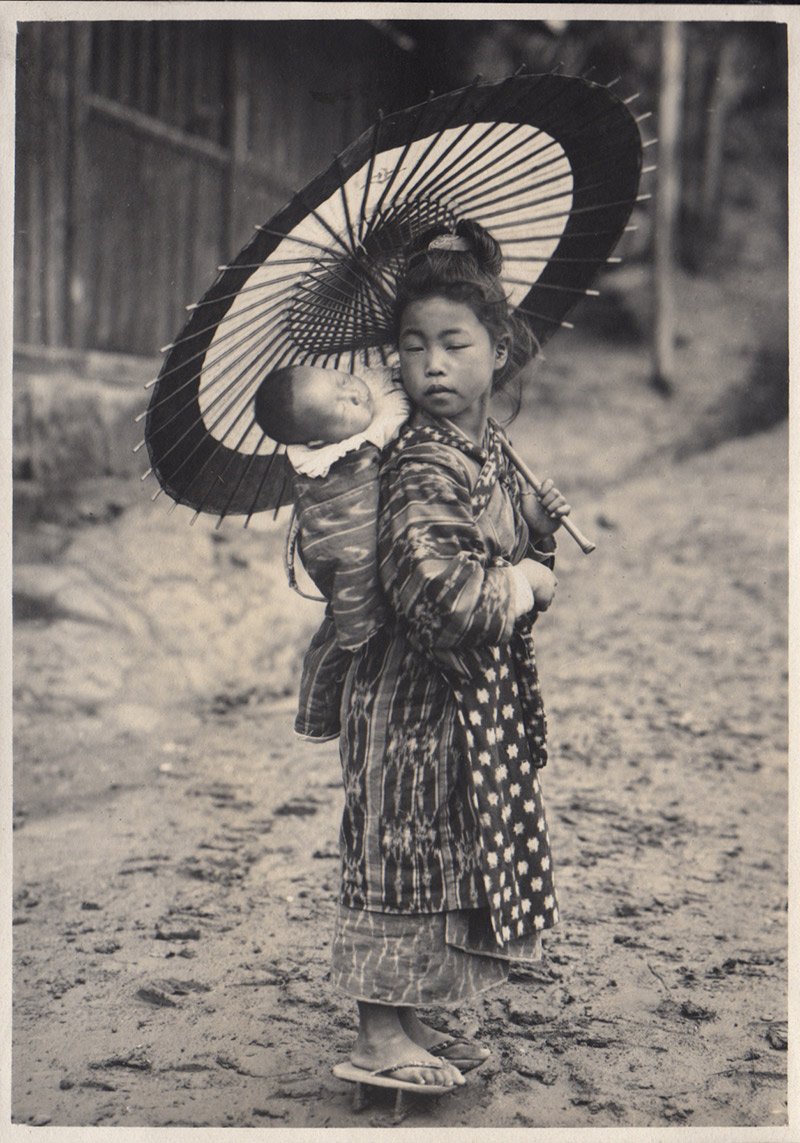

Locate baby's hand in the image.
[520,478,571,537]
[518,559,558,611]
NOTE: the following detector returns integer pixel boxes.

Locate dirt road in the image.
[12,381,788,1130]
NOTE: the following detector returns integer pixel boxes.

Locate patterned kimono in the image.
[290,369,409,742]
[330,416,559,1003]
[292,445,389,742]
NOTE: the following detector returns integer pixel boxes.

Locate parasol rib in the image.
[505,277,599,296]
[357,114,383,243]
[161,270,306,352]
[185,266,332,311]
[152,279,298,386]
[188,422,275,523]
[409,71,582,204]
[456,169,627,223]
[213,429,272,526]
[371,92,438,221]
[145,314,291,424]
[147,318,298,444]
[243,441,287,528]
[334,154,359,255]
[399,73,545,205]
[370,77,483,217]
[435,73,623,208]
[416,122,552,208]
[486,195,647,231]
[442,140,573,210]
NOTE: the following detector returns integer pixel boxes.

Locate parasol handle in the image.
[501,439,597,555]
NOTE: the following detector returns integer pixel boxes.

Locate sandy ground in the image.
[12,273,789,1130]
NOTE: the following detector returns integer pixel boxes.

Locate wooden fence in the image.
[14,20,430,358]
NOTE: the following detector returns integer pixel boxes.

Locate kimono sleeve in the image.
[379,457,519,663]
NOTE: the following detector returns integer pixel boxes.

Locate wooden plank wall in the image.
[15,24,72,348]
[14,20,431,358]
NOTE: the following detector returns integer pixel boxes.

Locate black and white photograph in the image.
[8,3,793,1135]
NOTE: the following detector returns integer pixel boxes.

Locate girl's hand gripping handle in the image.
[501,439,597,555]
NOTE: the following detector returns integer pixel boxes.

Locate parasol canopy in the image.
[142,71,647,522]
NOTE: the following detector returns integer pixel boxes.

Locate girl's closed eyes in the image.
[398,299,508,440]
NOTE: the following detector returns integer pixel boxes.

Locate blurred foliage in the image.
[390,18,788,432]
[395,19,787,272]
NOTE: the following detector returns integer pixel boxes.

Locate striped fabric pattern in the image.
[330,905,510,1005]
[336,417,558,952]
[330,904,545,1005]
[293,612,352,741]
[293,444,389,652]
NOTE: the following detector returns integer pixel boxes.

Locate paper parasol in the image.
[142,71,646,523]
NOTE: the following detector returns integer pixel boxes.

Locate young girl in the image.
[330,219,570,1090]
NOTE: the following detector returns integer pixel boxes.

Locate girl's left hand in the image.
[520,478,571,536]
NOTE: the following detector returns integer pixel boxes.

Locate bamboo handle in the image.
[501,440,596,555]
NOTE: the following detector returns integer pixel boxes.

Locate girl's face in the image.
[398,297,507,432]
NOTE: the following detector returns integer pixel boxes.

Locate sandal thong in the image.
[429,1037,490,1073]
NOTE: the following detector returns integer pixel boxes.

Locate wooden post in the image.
[699,34,742,251]
[652,21,685,394]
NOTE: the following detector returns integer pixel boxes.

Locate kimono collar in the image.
[396,412,506,465]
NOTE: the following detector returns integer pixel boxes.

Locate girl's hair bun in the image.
[407,218,503,277]
[453,218,503,277]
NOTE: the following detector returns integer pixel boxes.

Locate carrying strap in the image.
[284,506,326,602]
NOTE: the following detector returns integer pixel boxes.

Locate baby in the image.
[253,361,409,741]
[254,365,378,449]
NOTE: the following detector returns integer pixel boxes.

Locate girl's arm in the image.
[379,458,532,663]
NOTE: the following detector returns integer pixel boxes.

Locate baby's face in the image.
[291,367,374,443]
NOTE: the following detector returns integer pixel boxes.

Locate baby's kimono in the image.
[288,366,409,740]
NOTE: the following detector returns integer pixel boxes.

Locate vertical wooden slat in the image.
[118,22,135,105]
[175,23,189,133]
[41,24,71,346]
[12,138,28,342]
[118,133,140,349]
[137,22,154,115]
[14,23,41,344]
[25,24,45,345]
[155,22,171,121]
[66,24,93,349]
[182,23,195,132]
[213,28,226,145]
[195,23,209,134]
[93,22,114,98]
[226,28,249,256]
[151,140,173,353]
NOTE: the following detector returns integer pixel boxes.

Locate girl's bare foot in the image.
[398,1007,490,1068]
[353,1002,465,1087]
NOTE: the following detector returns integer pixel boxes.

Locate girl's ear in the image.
[494,340,509,370]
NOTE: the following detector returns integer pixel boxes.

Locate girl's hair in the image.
[393,218,539,420]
